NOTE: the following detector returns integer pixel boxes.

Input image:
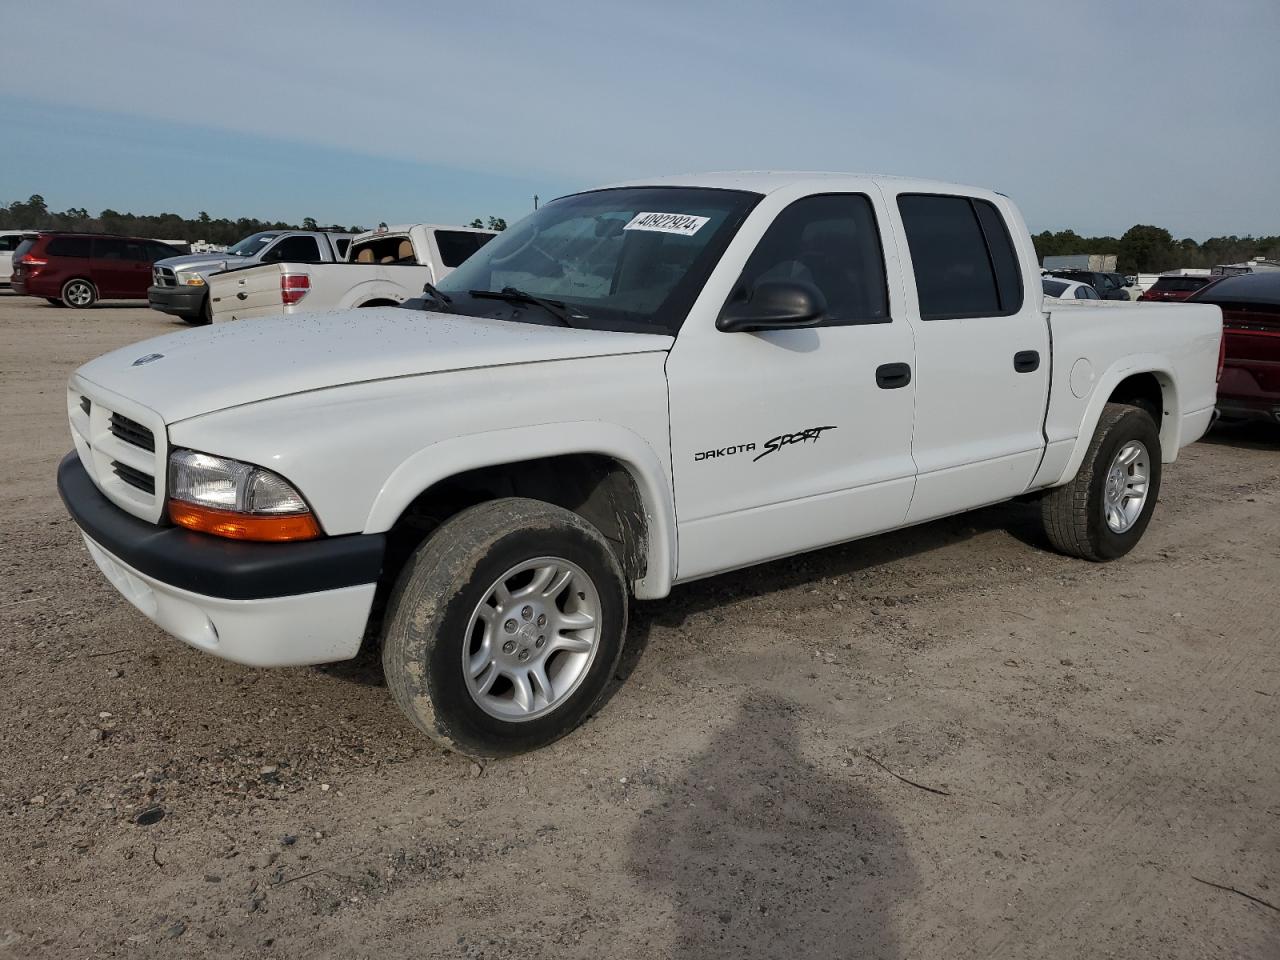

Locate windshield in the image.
[432,187,760,334]
[225,232,281,257]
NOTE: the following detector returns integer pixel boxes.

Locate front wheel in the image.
[1040,402,1162,561]
[182,294,212,326]
[381,498,628,757]
[62,278,97,308]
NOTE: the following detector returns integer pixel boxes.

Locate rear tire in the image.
[1040,403,1162,561]
[381,497,628,757]
[61,278,97,308]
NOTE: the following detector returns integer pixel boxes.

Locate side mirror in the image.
[716,280,827,333]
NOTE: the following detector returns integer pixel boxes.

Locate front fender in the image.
[363,421,678,599]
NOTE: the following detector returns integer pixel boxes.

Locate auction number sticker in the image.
[623,212,710,236]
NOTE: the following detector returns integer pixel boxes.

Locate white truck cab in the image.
[58,172,1222,756]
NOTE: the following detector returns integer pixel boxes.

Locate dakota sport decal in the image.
[693,425,838,464]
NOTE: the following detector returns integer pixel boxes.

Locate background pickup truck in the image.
[148,229,353,325]
[207,223,496,322]
[58,172,1222,758]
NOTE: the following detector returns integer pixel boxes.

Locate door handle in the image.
[1013,350,1040,373]
[875,362,912,389]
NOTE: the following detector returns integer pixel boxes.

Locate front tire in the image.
[1040,402,1162,561]
[382,498,628,757]
[61,278,97,308]
[182,294,212,326]
[45,298,65,307]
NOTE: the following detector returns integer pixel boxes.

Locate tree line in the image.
[2,193,1272,272]
[1033,224,1280,273]
[0,194,508,245]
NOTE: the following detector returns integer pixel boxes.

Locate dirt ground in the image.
[0,290,1276,960]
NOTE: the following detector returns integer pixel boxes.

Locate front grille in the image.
[109,413,155,452]
[79,395,91,416]
[112,460,156,494]
[154,266,177,287]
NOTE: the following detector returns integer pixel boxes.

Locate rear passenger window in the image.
[897,194,1023,320]
[334,238,351,259]
[47,236,93,258]
[435,231,487,268]
[732,193,890,325]
[264,235,322,262]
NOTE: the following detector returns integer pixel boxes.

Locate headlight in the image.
[167,450,320,541]
[178,274,206,286]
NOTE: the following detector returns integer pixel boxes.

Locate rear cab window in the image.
[896,194,1024,320]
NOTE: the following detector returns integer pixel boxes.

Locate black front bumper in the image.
[57,452,385,600]
[147,284,207,318]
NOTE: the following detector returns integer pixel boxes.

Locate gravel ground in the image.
[0,291,1277,959]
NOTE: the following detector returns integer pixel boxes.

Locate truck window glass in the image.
[897,194,1008,320]
[436,231,487,268]
[352,236,410,264]
[973,199,1023,312]
[265,235,322,263]
[436,186,760,335]
[731,193,889,325]
[334,238,351,259]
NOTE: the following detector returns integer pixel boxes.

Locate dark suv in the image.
[10,233,185,307]
[1047,270,1130,300]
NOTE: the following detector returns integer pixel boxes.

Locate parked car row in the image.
[3,222,496,324]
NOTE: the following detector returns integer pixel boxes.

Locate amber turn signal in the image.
[168,501,321,542]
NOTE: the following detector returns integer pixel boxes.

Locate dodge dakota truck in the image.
[148,230,353,325]
[206,223,496,323]
[57,173,1223,757]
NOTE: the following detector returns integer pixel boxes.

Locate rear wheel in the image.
[381,498,628,757]
[61,278,97,308]
[1040,403,1162,561]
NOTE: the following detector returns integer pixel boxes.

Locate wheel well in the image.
[1107,372,1164,430]
[358,299,398,308]
[380,453,648,597]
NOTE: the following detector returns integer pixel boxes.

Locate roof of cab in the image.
[602,170,1002,198]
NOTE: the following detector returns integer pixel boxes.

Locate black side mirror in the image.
[717,280,827,333]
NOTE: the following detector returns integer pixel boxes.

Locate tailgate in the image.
[209,263,287,322]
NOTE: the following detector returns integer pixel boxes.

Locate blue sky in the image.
[2,0,1276,239]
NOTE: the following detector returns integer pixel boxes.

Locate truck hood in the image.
[155,252,246,276]
[74,307,674,424]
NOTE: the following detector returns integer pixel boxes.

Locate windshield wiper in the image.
[420,281,453,312]
[469,287,584,328]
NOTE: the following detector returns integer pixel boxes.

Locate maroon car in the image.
[1139,275,1216,302]
[1188,272,1280,424]
[11,232,183,308]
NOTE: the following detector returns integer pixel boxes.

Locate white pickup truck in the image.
[207,223,496,322]
[57,172,1222,757]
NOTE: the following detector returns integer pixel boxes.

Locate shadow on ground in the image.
[628,694,917,959]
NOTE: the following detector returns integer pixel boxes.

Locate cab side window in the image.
[897,194,1024,320]
[732,193,890,325]
[263,235,323,263]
